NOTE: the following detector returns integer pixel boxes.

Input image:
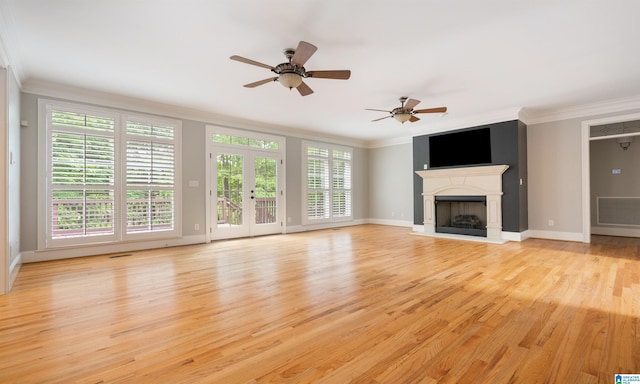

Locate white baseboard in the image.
[367,218,413,227]
[285,219,369,234]
[591,226,640,238]
[526,230,585,242]
[8,253,22,290]
[283,225,305,234]
[410,231,508,244]
[22,235,208,263]
[501,230,531,242]
[409,226,528,243]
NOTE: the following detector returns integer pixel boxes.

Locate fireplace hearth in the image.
[435,196,487,237]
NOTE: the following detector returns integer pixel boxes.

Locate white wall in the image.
[0,67,6,294]
[368,143,413,227]
[7,66,20,287]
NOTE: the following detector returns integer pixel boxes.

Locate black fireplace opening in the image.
[435,196,487,237]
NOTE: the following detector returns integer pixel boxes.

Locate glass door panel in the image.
[214,151,249,238]
[250,155,280,236]
[212,150,281,239]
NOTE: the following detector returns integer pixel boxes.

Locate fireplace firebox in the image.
[435,196,487,237]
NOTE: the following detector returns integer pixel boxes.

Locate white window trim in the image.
[38,99,182,250]
[210,126,284,153]
[302,140,353,225]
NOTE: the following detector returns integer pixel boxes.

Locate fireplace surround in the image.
[415,165,509,242]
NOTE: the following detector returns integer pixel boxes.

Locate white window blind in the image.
[303,142,352,224]
[307,146,330,220]
[43,102,181,249]
[332,149,352,218]
[125,120,177,235]
[48,109,116,245]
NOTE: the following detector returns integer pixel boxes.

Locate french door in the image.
[211,147,283,239]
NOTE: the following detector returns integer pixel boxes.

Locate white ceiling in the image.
[1,0,640,146]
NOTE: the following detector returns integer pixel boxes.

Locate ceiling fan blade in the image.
[296,81,314,96]
[409,115,420,123]
[243,77,278,88]
[306,70,351,80]
[291,41,317,67]
[365,108,392,113]
[404,99,421,110]
[372,115,393,122]
[414,107,448,114]
[230,55,275,70]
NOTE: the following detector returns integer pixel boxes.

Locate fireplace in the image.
[415,165,509,242]
[435,196,487,237]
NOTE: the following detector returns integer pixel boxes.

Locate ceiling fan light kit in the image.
[230,41,351,96]
[279,72,303,89]
[394,113,412,123]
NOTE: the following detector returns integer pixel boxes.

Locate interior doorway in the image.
[581,112,640,243]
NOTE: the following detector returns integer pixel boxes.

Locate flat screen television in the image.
[429,127,491,168]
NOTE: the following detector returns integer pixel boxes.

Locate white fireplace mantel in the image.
[415,165,509,241]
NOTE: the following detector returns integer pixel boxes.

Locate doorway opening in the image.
[581,113,640,243]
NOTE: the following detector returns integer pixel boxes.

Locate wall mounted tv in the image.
[429,127,492,168]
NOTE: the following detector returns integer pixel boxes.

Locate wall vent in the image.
[597,197,640,226]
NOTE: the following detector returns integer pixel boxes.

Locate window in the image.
[212,133,280,150]
[42,101,181,248]
[303,141,352,224]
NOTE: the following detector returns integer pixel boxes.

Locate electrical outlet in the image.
[548,219,554,227]
[194,223,200,231]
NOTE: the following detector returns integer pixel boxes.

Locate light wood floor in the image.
[1,225,639,383]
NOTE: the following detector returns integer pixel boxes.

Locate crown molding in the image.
[22,79,368,148]
[366,135,413,148]
[521,95,640,125]
[0,34,8,69]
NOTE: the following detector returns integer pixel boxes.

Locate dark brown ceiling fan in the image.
[230,41,351,96]
[367,97,447,123]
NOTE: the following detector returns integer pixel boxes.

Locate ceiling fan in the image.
[230,41,351,96]
[367,97,447,123]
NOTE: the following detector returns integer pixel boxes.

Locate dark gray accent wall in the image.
[413,120,528,233]
[412,134,430,226]
[518,120,528,231]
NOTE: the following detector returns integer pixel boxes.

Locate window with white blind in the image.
[124,119,177,238]
[41,101,181,248]
[302,141,352,224]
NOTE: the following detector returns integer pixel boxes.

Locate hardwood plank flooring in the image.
[1,225,639,383]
